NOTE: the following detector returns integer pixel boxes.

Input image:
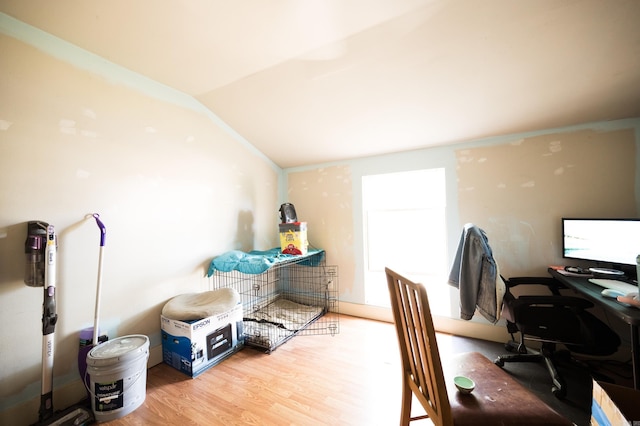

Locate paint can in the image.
[86,335,149,422]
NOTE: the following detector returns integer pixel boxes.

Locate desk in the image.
[548,268,640,390]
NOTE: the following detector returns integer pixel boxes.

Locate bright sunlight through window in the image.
[362,168,450,315]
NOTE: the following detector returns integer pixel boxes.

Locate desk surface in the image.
[548,268,640,326]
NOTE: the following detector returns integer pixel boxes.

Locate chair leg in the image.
[495,352,543,366]
[542,353,567,399]
[505,338,528,354]
[495,345,568,400]
[400,376,412,426]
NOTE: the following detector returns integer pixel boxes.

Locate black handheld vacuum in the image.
[25,221,93,425]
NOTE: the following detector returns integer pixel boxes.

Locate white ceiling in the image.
[2,0,640,168]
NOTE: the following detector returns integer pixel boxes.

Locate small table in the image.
[443,351,572,425]
[548,268,640,390]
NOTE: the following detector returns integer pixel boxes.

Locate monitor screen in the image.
[562,218,640,267]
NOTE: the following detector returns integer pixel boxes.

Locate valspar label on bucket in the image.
[87,335,149,422]
[95,380,124,411]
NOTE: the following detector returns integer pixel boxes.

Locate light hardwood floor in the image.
[101,313,592,425]
[103,314,418,425]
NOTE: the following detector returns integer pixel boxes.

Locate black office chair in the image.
[449,223,621,400]
[495,275,621,399]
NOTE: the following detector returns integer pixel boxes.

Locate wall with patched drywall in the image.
[455,128,636,277]
[285,122,639,325]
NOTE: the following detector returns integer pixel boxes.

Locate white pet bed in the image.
[162,287,240,321]
[243,298,323,350]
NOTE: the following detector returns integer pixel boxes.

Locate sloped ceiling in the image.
[2,0,640,168]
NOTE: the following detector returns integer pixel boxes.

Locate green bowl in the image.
[454,375,475,394]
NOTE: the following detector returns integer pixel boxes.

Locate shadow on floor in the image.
[443,334,634,426]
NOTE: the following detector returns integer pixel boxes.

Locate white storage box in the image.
[161,303,243,377]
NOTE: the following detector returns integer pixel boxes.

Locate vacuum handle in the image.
[43,225,58,335]
[93,213,106,247]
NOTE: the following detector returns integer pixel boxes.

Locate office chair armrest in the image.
[511,295,594,311]
[504,277,567,295]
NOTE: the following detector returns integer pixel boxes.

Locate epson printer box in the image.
[161,303,244,377]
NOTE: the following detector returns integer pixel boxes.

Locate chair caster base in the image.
[504,340,528,354]
[552,385,566,400]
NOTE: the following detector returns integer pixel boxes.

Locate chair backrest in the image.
[502,280,621,354]
[386,267,453,426]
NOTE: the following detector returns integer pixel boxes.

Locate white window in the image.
[362,168,451,315]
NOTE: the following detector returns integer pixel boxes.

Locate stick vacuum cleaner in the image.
[25,222,93,425]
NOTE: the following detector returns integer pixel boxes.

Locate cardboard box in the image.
[279,221,308,255]
[591,379,640,425]
[161,303,244,377]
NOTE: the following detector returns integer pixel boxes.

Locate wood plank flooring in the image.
[101,314,589,426]
[103,314,409,425]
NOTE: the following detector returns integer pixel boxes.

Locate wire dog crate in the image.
[209,249,339,352]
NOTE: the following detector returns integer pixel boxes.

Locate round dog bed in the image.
[162,287,240,321]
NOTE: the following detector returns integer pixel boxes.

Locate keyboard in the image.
[589,278,639,295]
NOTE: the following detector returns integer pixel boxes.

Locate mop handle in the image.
[92,214,106,345]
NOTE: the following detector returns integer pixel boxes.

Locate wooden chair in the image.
[385,267,573,426]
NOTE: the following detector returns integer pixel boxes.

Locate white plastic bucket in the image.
[86,335,149,422]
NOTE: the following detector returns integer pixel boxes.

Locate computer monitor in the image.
[562,218,640,277]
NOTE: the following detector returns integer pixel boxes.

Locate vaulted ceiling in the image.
[2,0,640,168]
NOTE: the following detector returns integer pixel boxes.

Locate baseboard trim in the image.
[338,301,510,344]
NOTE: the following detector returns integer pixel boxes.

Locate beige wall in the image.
[286,165,354,291]
[285,122,640,330]
[455,128,637,277]
[0,34,280,424]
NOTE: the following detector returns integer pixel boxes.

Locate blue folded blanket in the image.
[206,248,324,277]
